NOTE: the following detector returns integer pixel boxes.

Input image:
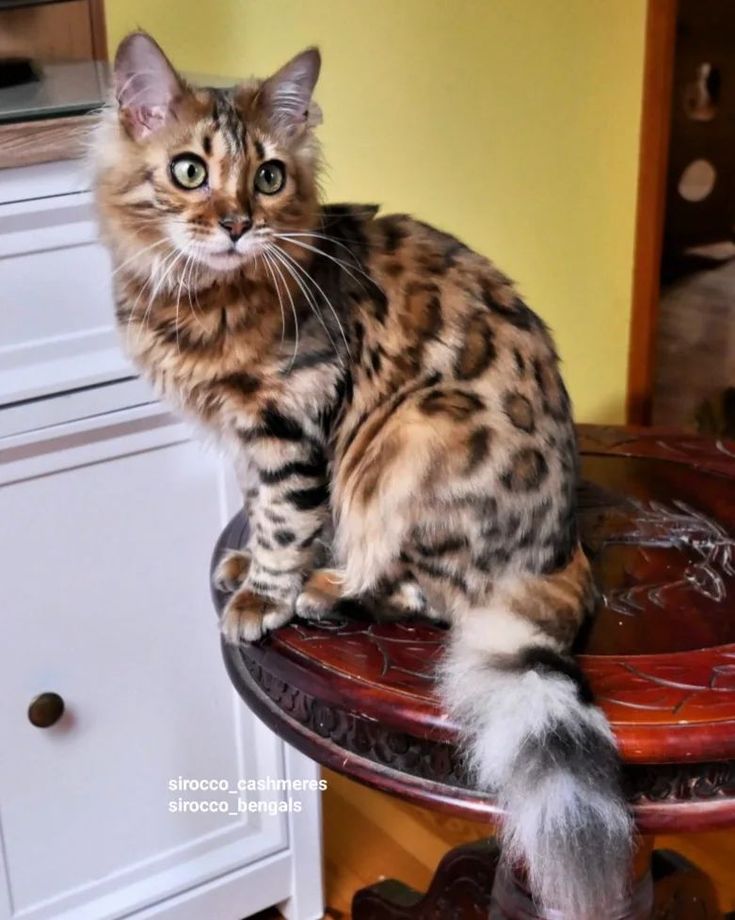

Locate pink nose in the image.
[218,215,251,242]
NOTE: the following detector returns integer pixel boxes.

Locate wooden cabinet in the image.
[0,161,323,920]
[0,0,107,63]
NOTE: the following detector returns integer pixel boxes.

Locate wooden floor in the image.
[249,768,735,917]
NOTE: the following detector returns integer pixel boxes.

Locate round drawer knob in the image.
[28,692,65,728]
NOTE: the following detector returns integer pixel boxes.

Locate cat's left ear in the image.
[259,47,322,135]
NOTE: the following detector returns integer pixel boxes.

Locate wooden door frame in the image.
[626,0,678,425]
[88,0,108,60]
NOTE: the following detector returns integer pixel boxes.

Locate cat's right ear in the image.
[114,32,184,141]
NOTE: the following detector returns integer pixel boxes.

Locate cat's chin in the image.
[203,249,256,273]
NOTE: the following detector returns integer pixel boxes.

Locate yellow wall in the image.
[106,1,647,423]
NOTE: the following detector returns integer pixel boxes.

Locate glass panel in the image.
[0,60,109,124]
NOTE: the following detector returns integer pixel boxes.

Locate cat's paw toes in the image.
[387,578,428,615]
[214,549,252,593]
[295,568,346,622]
[220,588,293,644]
[381,576,447,623]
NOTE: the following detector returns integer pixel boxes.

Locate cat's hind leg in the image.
[295,568,346,622]
[295,566,444,623]
[333,384,487,598]
[376,570,446,622]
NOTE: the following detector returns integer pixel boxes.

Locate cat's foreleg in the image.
[213,455,261,593]
[220,435,330,644]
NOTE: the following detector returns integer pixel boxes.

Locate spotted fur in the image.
[94,32,631,918]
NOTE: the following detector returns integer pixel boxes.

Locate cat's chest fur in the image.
[118,283,282,427]
[116,272,346,441]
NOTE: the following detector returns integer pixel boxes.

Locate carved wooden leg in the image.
[651,850,734,919]
[351,838,499,919]
[352,838,734,920]
[490,838,654,920]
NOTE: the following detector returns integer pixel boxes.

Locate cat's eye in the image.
[254,160,286,195]
[170,154,208,190]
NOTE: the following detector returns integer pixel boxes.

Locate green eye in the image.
[254,160,286,195]
[170,154,207,190]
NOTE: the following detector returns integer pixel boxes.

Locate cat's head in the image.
[95,32,322,282]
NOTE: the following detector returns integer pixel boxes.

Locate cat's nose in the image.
[218,214,251,242]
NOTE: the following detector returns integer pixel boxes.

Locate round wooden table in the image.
[213,425,735,919]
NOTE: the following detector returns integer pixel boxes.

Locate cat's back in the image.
[363,211,551,346]
[347,210,563,402]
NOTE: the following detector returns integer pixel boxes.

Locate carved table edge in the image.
[222,641,735,834]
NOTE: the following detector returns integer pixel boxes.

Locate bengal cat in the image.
[93,32,632,918]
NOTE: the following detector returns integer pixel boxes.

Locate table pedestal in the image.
[352,838,732,919]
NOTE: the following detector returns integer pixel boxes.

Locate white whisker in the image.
[258,250,285,346]
[266,243,341,358]
[126,247,176,342]
[276,232,382,294]
[270,242,350,356]
[112,238,169,277]
[262,249,299,369]
[279,228,381,274]
[139,249,186,347]
[177,249,206,333]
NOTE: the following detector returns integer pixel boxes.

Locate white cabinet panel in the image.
[0,166,130,405]
[0,378,154,441]
[0,416,288,919]
[1,236,113,347]
[0,161,89,204]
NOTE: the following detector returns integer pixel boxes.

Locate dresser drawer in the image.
[0,376,156,441]
[0,161,130,406]
[0,408,288,920]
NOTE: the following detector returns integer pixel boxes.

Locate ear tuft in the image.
[114,32,184,140]
[259,47,322,135]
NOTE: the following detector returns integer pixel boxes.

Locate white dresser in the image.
[0,154,323,919]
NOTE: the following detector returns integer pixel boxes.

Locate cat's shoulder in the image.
[362,209,476,272]
[320,203,468,255]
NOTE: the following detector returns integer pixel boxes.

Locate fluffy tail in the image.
[440,596,632,918]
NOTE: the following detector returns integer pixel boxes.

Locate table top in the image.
[215,425,735,832]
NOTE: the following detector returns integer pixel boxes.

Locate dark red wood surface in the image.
[215,425,735,833]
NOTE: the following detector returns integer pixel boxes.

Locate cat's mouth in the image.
[204,246,257,271]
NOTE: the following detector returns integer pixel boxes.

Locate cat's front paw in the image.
[220,588,293,644]
[213,549,251,593]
